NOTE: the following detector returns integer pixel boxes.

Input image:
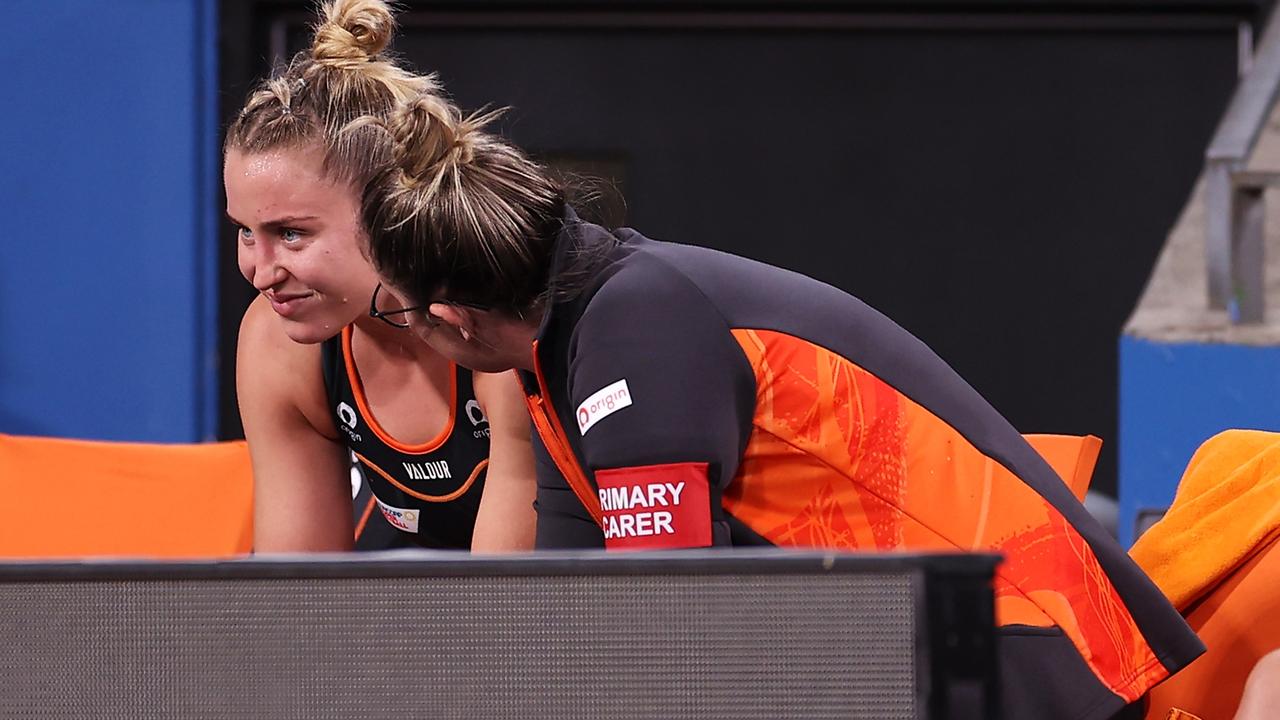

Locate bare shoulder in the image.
[237,297,352,552]
[236,295,335,440]
[469,368,537,552]
[238,295,307,360]
[237,295,316,388]
[473,370,527,414]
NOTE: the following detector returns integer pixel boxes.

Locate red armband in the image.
[595,462,713,551]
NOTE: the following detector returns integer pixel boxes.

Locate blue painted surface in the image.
[0,1,219,441]
[1118,335,1280,546]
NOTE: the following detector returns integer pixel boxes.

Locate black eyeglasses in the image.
[368,283,491,329]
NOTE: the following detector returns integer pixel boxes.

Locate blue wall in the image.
[0,1,219,442]
[1118,335,1280,546]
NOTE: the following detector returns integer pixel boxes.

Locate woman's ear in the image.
[429,303,476,341]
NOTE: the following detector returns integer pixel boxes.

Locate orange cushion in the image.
[0,432,1094,558]
[0,433,253,558]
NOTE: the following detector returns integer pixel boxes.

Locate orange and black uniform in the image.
[322,326,490,550]
[522,210,1202,720]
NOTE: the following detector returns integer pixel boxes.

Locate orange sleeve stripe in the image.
[525,340,605,526]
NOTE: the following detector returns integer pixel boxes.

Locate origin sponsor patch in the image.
[375,498,420,534]
[576,379,632,435]
[595,462,712,551]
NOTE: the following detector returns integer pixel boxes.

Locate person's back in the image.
[350,87,1203,720]
[522,221,1203,719]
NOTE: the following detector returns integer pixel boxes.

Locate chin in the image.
[468,357,518,373]
[450,351,515,374]
[278,316,342,345]
[428,338,512,373]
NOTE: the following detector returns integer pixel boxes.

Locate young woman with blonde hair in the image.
[355,91,1203,717]
[225,0,535,552]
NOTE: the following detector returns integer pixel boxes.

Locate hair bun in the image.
[312,0,395,67]
[388,94,471,190]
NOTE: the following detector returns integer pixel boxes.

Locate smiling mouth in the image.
[267,292,314,318]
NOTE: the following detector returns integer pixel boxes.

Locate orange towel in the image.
[1130,429,1280,611]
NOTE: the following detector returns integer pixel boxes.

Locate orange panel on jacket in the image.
[726,329,1161,702]
[1025,433,1102,501]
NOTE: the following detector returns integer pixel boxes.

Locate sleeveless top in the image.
[321,326,490,549]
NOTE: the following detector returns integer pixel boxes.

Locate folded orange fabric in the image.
[1130,429,1280,611]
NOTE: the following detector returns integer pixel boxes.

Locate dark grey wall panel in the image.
[219,2,1269,497]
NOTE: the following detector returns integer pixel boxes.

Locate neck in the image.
[511,306,546,372]
[351,314,441,363]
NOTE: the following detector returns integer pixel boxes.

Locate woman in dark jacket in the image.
[356,91,1202,720]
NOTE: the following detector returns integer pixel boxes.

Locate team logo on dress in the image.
[376,498,420,534]
[337,402,357,428]
[465,399,488,426]
[402,460,452,481]
[336,402,362,443]
[465,399,490,438]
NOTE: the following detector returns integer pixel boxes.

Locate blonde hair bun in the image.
[388,94,471,188]
[312,0,396,68]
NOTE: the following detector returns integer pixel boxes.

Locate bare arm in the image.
[237,296,354,552]
[470,370,537,552]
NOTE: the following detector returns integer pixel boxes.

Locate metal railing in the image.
[1206,15,1280,324]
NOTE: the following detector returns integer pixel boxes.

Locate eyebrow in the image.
[225,211,321,229]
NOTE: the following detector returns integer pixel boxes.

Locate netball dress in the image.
[322,326,490,549]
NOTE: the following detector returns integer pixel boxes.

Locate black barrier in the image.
[0,550,997,719]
